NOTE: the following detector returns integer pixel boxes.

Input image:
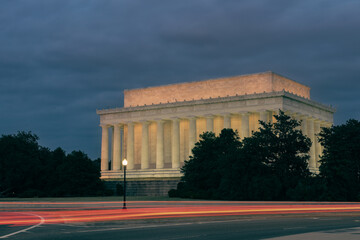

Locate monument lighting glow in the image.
[97,71,335,195]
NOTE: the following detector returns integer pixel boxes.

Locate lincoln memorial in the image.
[97,71,335,195]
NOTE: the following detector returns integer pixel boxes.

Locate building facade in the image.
[97,72,335,195]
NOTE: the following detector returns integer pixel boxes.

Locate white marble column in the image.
[300,115,308,136]
[112,124,121,171]
[293,113,301,130]
[314,120,322,169]
[120,125,124,165]
[111,127,114,170]
[241,113,250,138]
[172,118,180,169]
[126,122,134,170]
[141,121,150,169]
[319,121,328,160]
[156,120,164,169]
[101,125,109,171]
[223,114,231,129]
[259,111,268,123]
[206,115,214,132]
[307,118,316,171]
[271,109,280,123]
[258,111,268,130]
[188,117,197,156]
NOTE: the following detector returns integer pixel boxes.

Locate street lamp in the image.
[122,159,128,209]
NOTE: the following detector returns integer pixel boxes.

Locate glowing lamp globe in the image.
[122,159,128,166]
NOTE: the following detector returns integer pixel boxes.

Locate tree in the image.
[319,119,360,201]
[180,132,220,199]
[0,131,106,197]
[179,129,241,199]
[221,111,311,200]
[0,132,44,197]
[250,111,312,199]
[173,111,312,200]
[54,151,104,196]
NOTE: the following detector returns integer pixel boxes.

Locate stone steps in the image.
[104,180,179,196]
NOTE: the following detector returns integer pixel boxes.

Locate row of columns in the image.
[297,116,329,170]
[101,112,329,172]
[101,112,256,172]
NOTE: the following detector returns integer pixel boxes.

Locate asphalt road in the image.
[1,215,360,240]
[2,201,360,239]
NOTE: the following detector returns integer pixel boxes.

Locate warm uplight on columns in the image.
[223,114,231,129]
[126,122,134,170]
[300,115,308,136]
[241,113,250,138]
[292,113,301,130]
[112,124,121,171]
[257,111,267,130]
[259,111,268,123]
[314,120,322,169]
[101,125,109,171]
[188,117,197,157]
[268,110,276,124]
[141,121,150,169]
[321,121,331,157]
[307,118,316,170]
[172,118,180,169]
[206,115,214,132]
[156,120,164,169]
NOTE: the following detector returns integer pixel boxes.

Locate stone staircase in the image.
[104,180,179,196]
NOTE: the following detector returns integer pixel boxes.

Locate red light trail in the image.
[1,201,360,227]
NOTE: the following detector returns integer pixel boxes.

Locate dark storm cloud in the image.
[0,0,359,158]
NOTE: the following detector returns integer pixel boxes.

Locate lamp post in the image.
[122,159,128,209]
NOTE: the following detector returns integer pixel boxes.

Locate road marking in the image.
[72,218,256,233]
[72,222,193,233]
[283,226,306,230]
[196,218,253,224]
[164,234,205,240]
[0,213,45,239]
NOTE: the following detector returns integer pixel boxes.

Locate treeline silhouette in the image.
[0,132,109,197]
[170,111,360,201]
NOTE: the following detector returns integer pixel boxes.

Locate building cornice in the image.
[96,90,335,115]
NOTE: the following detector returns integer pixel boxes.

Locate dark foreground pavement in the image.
[1,214,360,240]
[1,200,360,239]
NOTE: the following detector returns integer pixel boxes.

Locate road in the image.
[1,201,360,239]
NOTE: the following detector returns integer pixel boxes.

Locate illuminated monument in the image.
[97,71,335,195]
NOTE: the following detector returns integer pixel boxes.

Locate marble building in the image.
[97,72,335,195]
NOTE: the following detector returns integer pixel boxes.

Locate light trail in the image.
[2,200,360,204]
[0,213,45,239]
[1,201,360,227]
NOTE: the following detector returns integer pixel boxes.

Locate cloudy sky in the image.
[1,0,359,159]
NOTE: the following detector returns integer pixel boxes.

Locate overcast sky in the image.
[1,0,359,159]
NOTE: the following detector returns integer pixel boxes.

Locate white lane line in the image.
[72,222,193,233]
[0,213,45,239]
[283,227,306,230]
[74,218,255,233]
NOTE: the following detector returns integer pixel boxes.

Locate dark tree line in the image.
[0,132,107,197]
[170,111,360,201]
[319,119,360,201]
